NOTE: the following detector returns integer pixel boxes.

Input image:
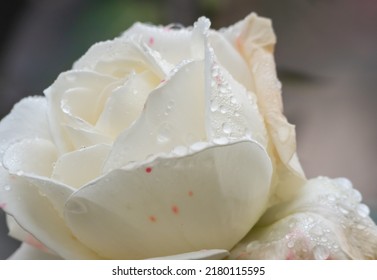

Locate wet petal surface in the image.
[65,140,272,259]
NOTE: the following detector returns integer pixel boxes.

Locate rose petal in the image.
[220,13,306,199]
[240,15,303,177]
[3,138,57,177]
[103,60,207,172]
[44,70,116,152]
[0,96,51,159]
[221,13,276,56]
[0,167,100,259]
[96,71,160,138]
[63,125,112,149]
[65,140,272,259]
[8,243,62,260]
[2,138,75,216]
[121,22,192,66]
[6,215,55,254]
[229,177,377,260]
[51,144,111,188]
[205,46,267,147]
[73,39,172,78]
[149,249,229,260]
[209,31,254,91]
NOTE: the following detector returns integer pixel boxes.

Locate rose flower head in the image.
[0,13,376,260]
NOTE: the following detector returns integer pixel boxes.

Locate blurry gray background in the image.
[1,0,376,259]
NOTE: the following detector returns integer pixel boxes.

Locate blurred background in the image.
[1,0,376,259]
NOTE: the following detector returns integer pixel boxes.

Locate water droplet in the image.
[320,237,328,242]
[219,106,227,114]
[287,240,295,249]
[219,86,229,94]
[357,204,370,217]
[356,224,366,230]
[222,122,232,134]
[4,185,11,191]
[167,100,175,110]
[213,137,229,145]
[245,130,253,139]
[246,241,259,252]
[66,200,87,214]
[190,142,208,151]
[157,123,172,143]
[16,171,24,176]
[351,189,362,202]
[313,245,330,260]
[173,146,188,156]
[210,100,219,112]
[338,207,349,215]
[327,194,336,201]
[336,177,353,189]
[230,96,238,104]
[65,74,76,82]
[212,68,219,78]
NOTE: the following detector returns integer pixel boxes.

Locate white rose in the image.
[1,13,376,260]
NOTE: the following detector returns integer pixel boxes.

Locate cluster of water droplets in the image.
[234,177,376,260]
[207,48,262,144]
[319,177,373,234]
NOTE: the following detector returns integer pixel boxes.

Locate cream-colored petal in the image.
[44,70,116,153]
[73,39,171,78]
[0,168,100,259]
[121,22,192,66]
[3,138,57,177]
[209,31,254,91]
[7,215,56,255]
[63,125,112,150]
[96,71,160,138]
[220,13,305,197]
[7,215,31,242]
[0,96,51,159]
[205,47,267,147]
[65,140,272,259]
[242,17,303,178]
[52,144,111,188]
[149,249,229,260]
[229,177,377,260]
[2,138,75,216]
[8,243,62,260]
[221,13,276,56]
[103,60,207,172]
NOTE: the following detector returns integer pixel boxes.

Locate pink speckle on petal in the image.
[215,75,222,85]
[145,167,152,173]
[236,36,243,52]
[188,191,194,197]
[149,215,157,222]
[285,251,295,260]
[172,205,179,214]
[0,203,6,209]
[148,36,154,45]
[236,252,249,260]
[26,235,48,251]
